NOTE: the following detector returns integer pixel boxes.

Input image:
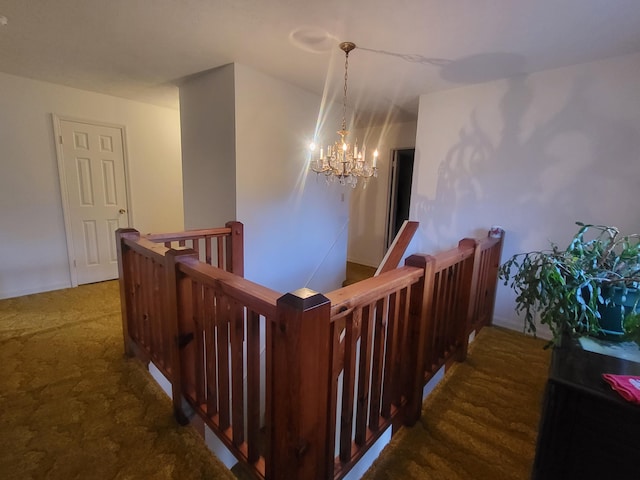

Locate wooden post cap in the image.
[278,288,330,311]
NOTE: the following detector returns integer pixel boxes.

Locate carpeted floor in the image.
[0,281,235,480]
[362,327,551,480]
[1,281,550,480]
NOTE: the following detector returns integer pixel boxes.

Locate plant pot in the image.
[598,287,640,338]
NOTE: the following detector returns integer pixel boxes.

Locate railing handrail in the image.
[176,255,280,317]
[432,242,475,271]
[326,265,424,319]
[375,220,419,276]
[121,232,171,261]
[476,235,501,252]
[145,226,233,243]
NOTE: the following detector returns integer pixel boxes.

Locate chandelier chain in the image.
[342,50,349,132]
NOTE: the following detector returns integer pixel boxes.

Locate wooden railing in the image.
[375,220,419,275]
[145,221,244,274]
[116,223,504,480]
[173,255,279,476]
[467,233,504,335]
[324,261,428,478]
[116,223,244,422]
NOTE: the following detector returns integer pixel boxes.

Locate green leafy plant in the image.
[623,312,640,344]
[499,222,640,347]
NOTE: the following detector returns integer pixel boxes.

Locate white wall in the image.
[180,64,349,294]
[234,63,349,294]
[412,52,640,331]
[180,65,237,229]
[348,121,417,267]
[0,72,184,299]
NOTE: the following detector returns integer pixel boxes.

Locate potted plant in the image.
[499,222,640,347]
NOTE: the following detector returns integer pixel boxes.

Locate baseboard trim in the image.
[0,281,72,300]
[492,315,552,340]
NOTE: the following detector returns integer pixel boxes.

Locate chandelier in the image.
[309,42,378,188]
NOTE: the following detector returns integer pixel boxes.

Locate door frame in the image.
[52,114,133,287]
[384,147,415,249]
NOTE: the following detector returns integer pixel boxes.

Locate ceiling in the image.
[2,0,640,124]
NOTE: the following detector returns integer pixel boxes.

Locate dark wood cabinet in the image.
[532,338,640,479]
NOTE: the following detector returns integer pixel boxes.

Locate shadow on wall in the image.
[411,65,640,324]
[413,72,640,252]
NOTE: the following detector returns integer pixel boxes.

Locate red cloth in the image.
[602,374,640,404]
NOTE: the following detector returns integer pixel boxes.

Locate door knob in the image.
[119,208,126,214]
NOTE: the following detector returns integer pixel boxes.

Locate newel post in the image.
[485,228,505,327]
[164,247,199,426]
[115,228,140,357]
[268,288,332,480]
[225,221,244,276]
[404,254,436,425]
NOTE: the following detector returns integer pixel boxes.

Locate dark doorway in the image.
[386,148,415,248]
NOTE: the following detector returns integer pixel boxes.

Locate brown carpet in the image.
[1,282,550,480]
[0,281,235,480]
[362,327,551,480]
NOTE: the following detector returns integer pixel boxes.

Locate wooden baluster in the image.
[368,297,388,431]
[204,286,218,417]
[193,280,206,406]
[145,256,156,351]
[192,237,200,260]
[217,237,224,269]
[327,317,344,471]
[151,260,162,364]
[161,263,173,369]
[205,236,212,265]
[458,239,479,362]
[427,271,437,370]
[354,304,374,445]
[446,263,458,353]
[268,288,331,480]
[246,309,261,464]
[340,308,361,461]
[434,270,446,364]
[217,295,231,432]
[127,250,137,345]
[153,261,165,364]
[438,271,448,366]
[393,289,407,409]
[137,252,146,347]
[177,274,196,401]
[230,299,245,446]
[381,291,400,418]
[397,287,411,404]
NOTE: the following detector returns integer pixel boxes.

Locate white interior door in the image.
[57,118,130,285]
